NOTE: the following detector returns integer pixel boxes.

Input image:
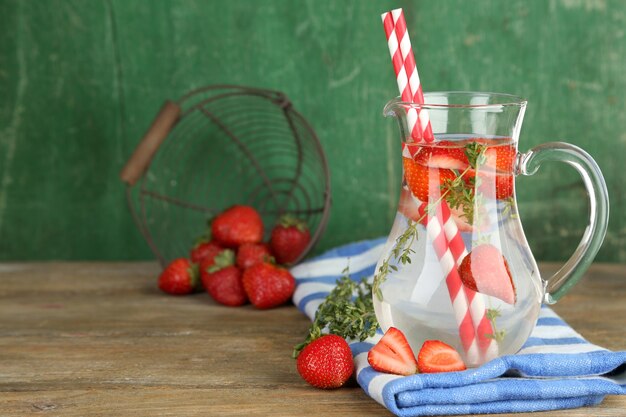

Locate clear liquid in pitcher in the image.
[373,137,545,367]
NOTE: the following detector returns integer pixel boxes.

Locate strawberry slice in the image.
[398,188,422,222]
[464,169,514,200]
[484,144,516,173]
[414,141,469,170]
[367,327,418,376]
[494,173,513,199]
[458,244,516,305]
[417,340,467,373]
[403,157,456,202]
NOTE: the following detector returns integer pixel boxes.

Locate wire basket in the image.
[120,85,331,267]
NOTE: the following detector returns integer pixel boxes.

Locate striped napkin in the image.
[291,238,626,416]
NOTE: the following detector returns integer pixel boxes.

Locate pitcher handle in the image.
[516,142,609,304]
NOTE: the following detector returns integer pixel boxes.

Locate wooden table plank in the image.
[0,262,624,416]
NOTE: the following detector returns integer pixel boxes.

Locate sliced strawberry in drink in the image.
[494,173,513,199]
[398,188,422,222]
[458,244,516,305]
[367,327,418,376]
[417,340,466,373]
[464,169,514,200]
[484,144,517,173]
[403,157,456,202]
[414,141,469,170]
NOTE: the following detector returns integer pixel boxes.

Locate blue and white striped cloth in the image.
[291,238,626,416]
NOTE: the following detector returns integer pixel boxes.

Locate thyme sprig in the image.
[440,142,488,224]
[485,308,506,343]
[373,220,418,301]
[373,142,489,302]
[293,269,379,358]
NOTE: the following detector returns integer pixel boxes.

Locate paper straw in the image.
[438,203,500,362]
[382,8,497,363]
[425,202,480,364]
[389,9,434,142]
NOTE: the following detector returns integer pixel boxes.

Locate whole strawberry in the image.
[270,215,311,264]
[158,258,199,295]
[296,335,354,389]
[190,240,223,264]
[242,262,295,309]
[200,249,247,307]
[236,243,272,270]
[212,205,264,248]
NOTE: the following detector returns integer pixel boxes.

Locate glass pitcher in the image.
[373,92,609,367]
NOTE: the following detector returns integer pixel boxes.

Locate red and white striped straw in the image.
[424,202,480,364]
[381,9,433,142]
[438,204,500,362]
[381,8,497,363]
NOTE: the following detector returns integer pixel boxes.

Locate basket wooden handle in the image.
[120,100,181,186]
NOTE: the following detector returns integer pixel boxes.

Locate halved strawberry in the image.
[464,169,514,200]
[458,244,516,305]
[367,327,417,376]
[403,157,456,202]
[417,340,466,373]
[414,141,469,170]
[494,173,514,199]
[484,144,516,173]
[398,188,422,222]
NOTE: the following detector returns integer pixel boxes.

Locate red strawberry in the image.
[242,262,295,309]
[296,335,354,389]
[158,258,199,295]
[200,249,247,306]
[190,240,223,264]
[484,144,516,173]
[494,173,514,199]
[417,340,467,373]
[270,215,311,264]
[211,205,264,248]
[236,243,272,269]
[414,141,469,170]
[367,327,418,376]
[398,188,422,222]
[403,157,456,202]
[458,244,516,305]
[464,170,514,200]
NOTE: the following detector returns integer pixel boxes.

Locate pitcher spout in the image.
[383,98,405,119]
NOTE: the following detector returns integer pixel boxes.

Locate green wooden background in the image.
[1,0,625,262]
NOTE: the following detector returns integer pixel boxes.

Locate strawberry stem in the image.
[278,214,308,232]
[188,263,201,290]
[207,249,235,273]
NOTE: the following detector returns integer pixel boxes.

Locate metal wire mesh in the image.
[126,85,331,267]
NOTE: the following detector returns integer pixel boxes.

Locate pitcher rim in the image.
[391,91,527,109]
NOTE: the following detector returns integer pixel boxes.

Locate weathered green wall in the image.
[1,0,624,262]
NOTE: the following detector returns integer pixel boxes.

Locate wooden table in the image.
[0,262,624,416]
